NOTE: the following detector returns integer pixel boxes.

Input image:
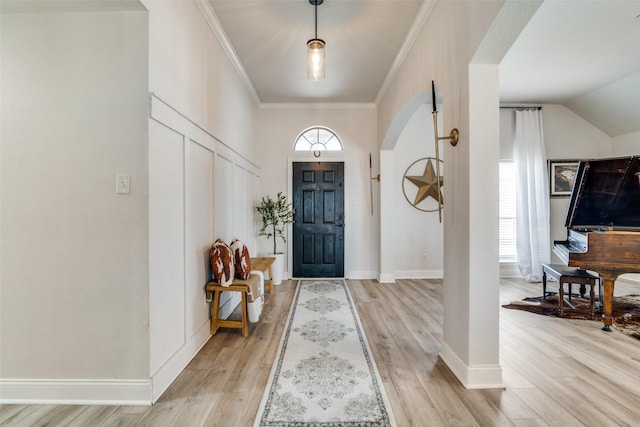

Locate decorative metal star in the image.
[405,158,443,206]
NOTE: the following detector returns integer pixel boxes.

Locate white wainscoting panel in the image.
[149,120,186,378]
[185,139,215,338]
[148,94,259,402]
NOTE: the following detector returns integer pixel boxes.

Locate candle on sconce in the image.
[432,80,436,112]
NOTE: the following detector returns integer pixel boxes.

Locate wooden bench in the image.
[205,274,261,337]
[205,257,276,337]
[542,263,602,319]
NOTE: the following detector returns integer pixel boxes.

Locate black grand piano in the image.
[553,155,640,331]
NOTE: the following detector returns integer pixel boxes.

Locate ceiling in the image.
[4,0,636,136]
[499,0,640,137]
[209,0,425,104]
[210,0,640,137]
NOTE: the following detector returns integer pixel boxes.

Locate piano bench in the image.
[542,264,602,319]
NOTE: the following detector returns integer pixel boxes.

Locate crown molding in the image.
[259,102,376,111]
[195,0,262,107]
[375,0,437,106]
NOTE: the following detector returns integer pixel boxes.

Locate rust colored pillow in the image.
[209,239,235,286]
[230,238,252,280]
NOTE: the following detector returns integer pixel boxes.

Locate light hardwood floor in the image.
[2,278,640,426]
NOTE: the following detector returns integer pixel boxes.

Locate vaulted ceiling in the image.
[210,0,640,137]
[498,0,640,137]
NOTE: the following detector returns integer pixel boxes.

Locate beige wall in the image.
[1,9,150,394]
[1,0,262,404]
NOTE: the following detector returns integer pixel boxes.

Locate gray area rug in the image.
[254,279,396,426]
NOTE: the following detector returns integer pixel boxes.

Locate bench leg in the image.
[211,289,221,335]
[266,265,275,295]
[207,286,251,337]
[241,292,248,337]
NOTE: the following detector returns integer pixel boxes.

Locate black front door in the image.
[292,162,344,277]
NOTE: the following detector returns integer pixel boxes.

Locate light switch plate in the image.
[116,174,130,194]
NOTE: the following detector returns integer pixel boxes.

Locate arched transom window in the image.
[294,126,343,155]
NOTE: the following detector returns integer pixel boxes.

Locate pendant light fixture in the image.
[307,0,325,80]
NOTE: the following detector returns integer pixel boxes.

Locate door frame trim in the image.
[287,156,349,279]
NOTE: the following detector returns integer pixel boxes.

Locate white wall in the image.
[393,104,443,278]
[257,107,378,279]
[144,0,260,402]
[1,9,151,402]
[542,104,612,159]
[544,105,613,263]
[613,130,640,156]
[145,0,258,164]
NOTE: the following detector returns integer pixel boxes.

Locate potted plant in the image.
[257,192,295,285]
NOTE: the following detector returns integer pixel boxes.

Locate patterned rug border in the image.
[253,279,396,427]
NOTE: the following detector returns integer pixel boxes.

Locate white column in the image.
[439,64,503,388]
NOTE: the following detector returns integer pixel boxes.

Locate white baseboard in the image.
[500,262,521,278]
[395,269,443,279]
[438,342,505,389]
[346,270,378,280]
[0,378,152,405]
[1,322,213,405]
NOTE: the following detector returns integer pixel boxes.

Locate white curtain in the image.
[514,108,550,282]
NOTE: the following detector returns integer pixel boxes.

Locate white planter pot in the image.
[268,252,285,285]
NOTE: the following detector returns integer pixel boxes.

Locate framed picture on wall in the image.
[548,160,580,197]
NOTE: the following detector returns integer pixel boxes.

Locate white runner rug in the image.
[254,279,396,426]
